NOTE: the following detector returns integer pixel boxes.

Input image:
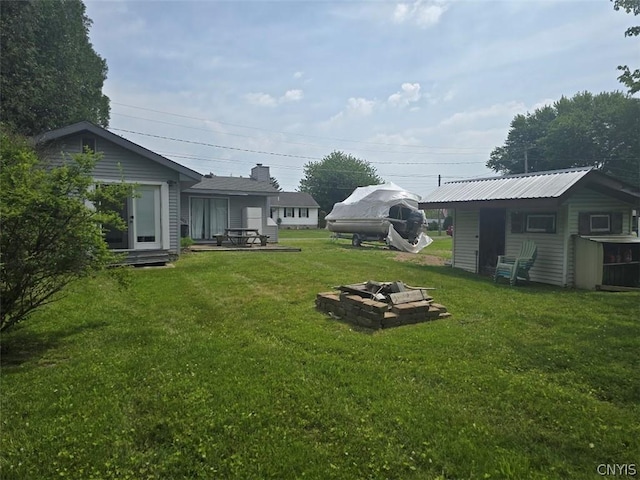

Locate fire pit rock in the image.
[315,280,451,329]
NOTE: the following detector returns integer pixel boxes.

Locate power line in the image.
[156,151,486,182]
[112,111,486,156]
[114,128,486,166]
[111,102,493,152]
[110,128,322,161]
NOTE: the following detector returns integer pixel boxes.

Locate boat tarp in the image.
[387,224,433,253]
[325,183,422,220]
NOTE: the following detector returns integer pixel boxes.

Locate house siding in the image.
[40,133,181,254]
[505,206,568,286]
[453,209,479,273]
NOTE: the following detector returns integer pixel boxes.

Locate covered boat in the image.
[325,182,432,253]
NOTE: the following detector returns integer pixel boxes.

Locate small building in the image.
[270,192,320,229]
[419,167,640,289]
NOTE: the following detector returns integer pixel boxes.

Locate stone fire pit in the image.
[316,280,451,329]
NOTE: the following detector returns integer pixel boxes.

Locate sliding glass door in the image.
[190,197,228,240]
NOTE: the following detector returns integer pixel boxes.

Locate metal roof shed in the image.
[419,168,640,288]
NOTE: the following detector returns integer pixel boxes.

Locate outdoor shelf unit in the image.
[575,236,640,290]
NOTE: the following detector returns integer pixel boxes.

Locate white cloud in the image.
[439,101,527,127]
[324,96,377,126]
[282,89,304,102]
[244,89,304,107]
[388,83,422,107]
[244,92,278,107]
[393,1,447,28]
[393,4,410,23]
[293,71,304,79]
[347,97,376,116]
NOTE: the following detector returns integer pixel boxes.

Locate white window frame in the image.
[299,208,309,218]
[525,214,556,233]
[284,207,295,218]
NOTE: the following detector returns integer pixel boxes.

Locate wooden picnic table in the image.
[224,228,261,247]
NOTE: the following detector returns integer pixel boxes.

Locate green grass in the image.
[1,235,639,479]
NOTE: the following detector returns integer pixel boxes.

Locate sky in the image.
[84,0,638,198]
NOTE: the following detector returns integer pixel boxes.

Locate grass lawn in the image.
[1,233,638,479]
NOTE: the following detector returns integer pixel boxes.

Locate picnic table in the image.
[223,228,267,247]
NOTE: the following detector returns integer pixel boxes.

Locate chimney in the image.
[250,163,270,183]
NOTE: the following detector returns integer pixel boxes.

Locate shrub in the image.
[0,129,133,332]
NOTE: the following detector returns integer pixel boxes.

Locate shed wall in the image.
[504,206,568,286]
[453,209,479,273]
[565,187,634,286]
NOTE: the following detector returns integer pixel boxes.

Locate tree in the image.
[298,151,383,213]
[487,91,640,188]
[0,0,110,136]
[612,0,640,94]
[0,129,133,332]
[270,176,283,192]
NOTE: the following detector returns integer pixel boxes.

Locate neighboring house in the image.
[181,164,280,242]
[270,192,320,229]
[419,167,640,289]
[35,121,202,264]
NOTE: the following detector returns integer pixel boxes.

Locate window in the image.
[590,214,610,232]
[299,208,309,218]
[284,207,295,218]
[511,212,556,234]
[578,212,623,235]
[81,137,96,153]
[526,214,556,233]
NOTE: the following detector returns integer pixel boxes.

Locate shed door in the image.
[479,208,506,273]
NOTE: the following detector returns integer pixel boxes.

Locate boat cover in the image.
[388,224,433,253]
[325,182,421,220]
[326,182,432,253]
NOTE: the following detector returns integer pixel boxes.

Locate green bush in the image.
[0,128,133,332]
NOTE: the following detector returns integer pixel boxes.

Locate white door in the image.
[134,185,162,249]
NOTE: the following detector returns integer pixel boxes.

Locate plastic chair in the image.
[494,240,537,286]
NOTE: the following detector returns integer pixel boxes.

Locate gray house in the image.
[181,164,280,243]
[270,192,320,229]
[419,167,640,288]
[35,122,281,263]
[35,121,202,264]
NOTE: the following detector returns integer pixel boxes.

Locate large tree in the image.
[612,0,640,94]
[298,151,383,214]
[0,130,132,332]
[487,91,640,188]
[0,0,110,136]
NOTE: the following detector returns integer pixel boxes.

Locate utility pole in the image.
[437,175,442,236]
[524,147,529,174]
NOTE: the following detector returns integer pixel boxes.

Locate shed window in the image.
[526,214,556,233]
[590,214,610,232]
[284,207,295,218]
[578,212,623,235]
[299,208,309,218]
